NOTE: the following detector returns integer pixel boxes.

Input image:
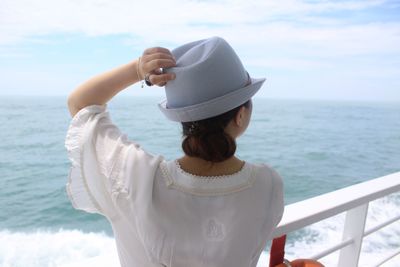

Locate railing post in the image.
[338,203,369,267]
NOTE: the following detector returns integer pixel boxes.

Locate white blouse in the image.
[65,104,284,267]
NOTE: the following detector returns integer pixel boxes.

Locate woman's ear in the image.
[234,106,246,127]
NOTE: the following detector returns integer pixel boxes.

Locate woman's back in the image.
[112,156,283,267]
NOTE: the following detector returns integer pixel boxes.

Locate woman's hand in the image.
[138,47,176,87]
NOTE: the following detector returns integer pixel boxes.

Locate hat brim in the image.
[158,77,266,122]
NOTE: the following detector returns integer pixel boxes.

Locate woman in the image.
[65,36,284,267]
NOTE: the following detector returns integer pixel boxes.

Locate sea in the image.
[0,95,399,267]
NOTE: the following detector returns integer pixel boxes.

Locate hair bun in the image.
[181,100,250,162]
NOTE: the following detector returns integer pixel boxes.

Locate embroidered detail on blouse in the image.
[160,162,174,187]
[203,218,225,241]
[109,144,129,199]
[159,160,257,196]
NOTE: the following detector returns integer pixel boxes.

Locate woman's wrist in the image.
[136,57,144,81]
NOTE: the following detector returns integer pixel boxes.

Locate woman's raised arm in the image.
[67,47,176,117]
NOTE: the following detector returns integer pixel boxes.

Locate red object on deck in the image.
[269,235,286,267]
[269,235,325,267]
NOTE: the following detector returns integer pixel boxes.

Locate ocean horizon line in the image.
[1,94,399,105]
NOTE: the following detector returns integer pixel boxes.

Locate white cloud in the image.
[0,0,399,100]
[0,0,396,46]
[1,0,399,65]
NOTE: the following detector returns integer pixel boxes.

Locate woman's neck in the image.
[177,156,245,177]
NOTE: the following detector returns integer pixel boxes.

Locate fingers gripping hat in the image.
[158,36,266,122]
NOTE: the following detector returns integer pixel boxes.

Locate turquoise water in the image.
[0,96,399,266]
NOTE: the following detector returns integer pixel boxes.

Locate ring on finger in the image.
[145,73,153,86]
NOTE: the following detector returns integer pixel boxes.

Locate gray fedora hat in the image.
[158,36,266,122]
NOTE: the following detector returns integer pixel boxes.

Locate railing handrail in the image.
[272,171,400,238]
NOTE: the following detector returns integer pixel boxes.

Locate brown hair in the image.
[181,100,251,162]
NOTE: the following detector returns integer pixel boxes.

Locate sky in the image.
[1,0,399,102]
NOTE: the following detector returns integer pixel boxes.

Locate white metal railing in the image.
[271,171,400,267]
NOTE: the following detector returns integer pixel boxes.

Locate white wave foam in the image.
[0,229,120,267]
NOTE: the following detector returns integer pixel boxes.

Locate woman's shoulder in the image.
[246,162,284,185]
[246,161,278,172]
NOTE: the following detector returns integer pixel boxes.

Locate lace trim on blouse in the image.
[160,160,257,196]
[173,159,248,179]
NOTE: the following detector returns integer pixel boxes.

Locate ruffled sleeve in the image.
[65,104,138,220]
